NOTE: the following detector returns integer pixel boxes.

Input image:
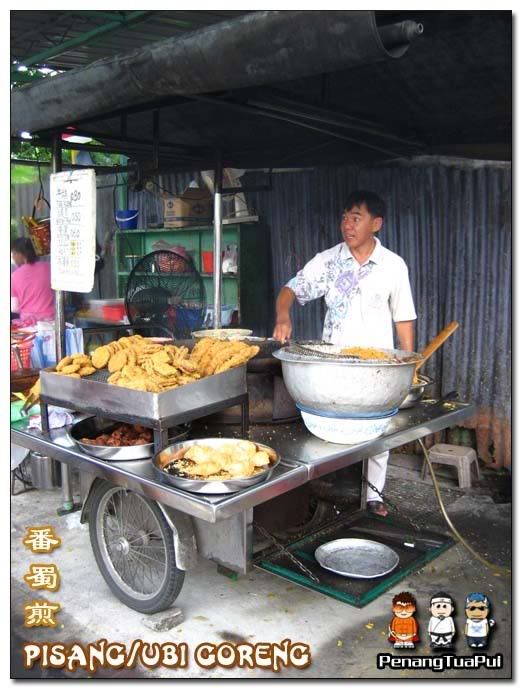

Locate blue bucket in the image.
[116,209,139,230]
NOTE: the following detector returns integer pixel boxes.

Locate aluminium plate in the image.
[314,538,400,579]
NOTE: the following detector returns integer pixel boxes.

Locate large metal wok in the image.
[273,344,421,416]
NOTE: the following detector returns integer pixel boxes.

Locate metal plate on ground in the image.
[314,538,399,579]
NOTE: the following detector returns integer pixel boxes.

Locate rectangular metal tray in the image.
[40,365,247,425]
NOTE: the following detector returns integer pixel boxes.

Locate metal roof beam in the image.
[71,11,134,23]
[188,95,419,158]
[11,10,155,72]
[63,127,212,156]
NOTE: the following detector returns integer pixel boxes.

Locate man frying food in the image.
[273,190,416,517]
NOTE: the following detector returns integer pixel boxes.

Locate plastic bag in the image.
[222,244,238,274]
[30,327,84,368]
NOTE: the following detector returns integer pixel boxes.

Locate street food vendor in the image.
[11,237,55,321]
[273,190,417,517]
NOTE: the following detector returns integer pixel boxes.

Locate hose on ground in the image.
[418,437,511,578]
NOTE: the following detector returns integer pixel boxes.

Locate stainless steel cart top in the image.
[11,399,475,523]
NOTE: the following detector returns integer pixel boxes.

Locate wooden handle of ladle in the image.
[416,321,459,372]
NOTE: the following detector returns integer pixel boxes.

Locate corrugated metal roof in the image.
[11,11,250,71]
[10,11,511,169]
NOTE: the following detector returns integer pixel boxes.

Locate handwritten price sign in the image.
[50,169,96,292]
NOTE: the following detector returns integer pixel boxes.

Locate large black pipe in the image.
[11,11,422,136]
[378,20,424,50]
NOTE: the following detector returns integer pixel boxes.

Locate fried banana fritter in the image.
[67,335,258,394]
[55,355,74,371]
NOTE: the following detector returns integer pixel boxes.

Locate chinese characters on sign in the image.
[22,526,62,628]
[50,168,96,292]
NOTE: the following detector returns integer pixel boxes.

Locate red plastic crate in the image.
[10,342,33,371]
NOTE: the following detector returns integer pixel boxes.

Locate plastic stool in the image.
[421,443,481,489]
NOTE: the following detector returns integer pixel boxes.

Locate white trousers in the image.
[366,451,389,502]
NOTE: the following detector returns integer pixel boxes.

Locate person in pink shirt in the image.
[11,237,55,321]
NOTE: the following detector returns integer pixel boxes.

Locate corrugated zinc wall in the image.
[13,161,511,467]
[244,159,511,469]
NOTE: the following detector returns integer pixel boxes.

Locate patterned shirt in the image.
[286,238,416,348]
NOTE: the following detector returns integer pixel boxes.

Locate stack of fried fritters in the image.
[51,335,259,393]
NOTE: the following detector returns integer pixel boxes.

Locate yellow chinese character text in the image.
[23,564,60,592]
[22,526,61,553]
[24,600,61,628]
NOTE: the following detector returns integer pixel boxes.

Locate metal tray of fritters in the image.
[314,538,400,579]
[68,416,190,461]
[40,364,246,423]
[152,438,280,494]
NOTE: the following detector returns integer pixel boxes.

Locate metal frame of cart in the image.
[11,400,475,613]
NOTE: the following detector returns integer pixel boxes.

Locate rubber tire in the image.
[88,480,185,614]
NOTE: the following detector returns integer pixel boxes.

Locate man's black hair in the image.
[11,237,37,264]
[343,190,386,219]
[430,592,454,604]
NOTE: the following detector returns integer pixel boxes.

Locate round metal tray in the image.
[152,438,280,494]
[314,538,400,579]
[68,416,190,461]
[191,328,253,341]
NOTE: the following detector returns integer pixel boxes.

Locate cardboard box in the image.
[164,187,213,228]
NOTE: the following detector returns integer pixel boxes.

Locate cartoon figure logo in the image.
[388,592,420,649]
[428,592,456,650]
[464,593,495,649]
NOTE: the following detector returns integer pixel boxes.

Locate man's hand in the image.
[273,317,292,343]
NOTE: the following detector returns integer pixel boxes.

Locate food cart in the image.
[10,10,478,614]
[11,361,475,613]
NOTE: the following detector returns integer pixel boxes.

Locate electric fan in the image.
[124,250,206,339]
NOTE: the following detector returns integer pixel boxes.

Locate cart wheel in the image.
[89,481,184,614]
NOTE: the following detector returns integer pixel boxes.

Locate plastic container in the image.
[37,320,54,333]
[298,406,398,444]
[175,306,205,334]
[201,250,226,274]
[204,305,235,327]
[102,304,126,320]
[10,342,33,371]
[87,299,124,318]
[202,251,214,273]
[122,254,141,272]
[115,209,139,230]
